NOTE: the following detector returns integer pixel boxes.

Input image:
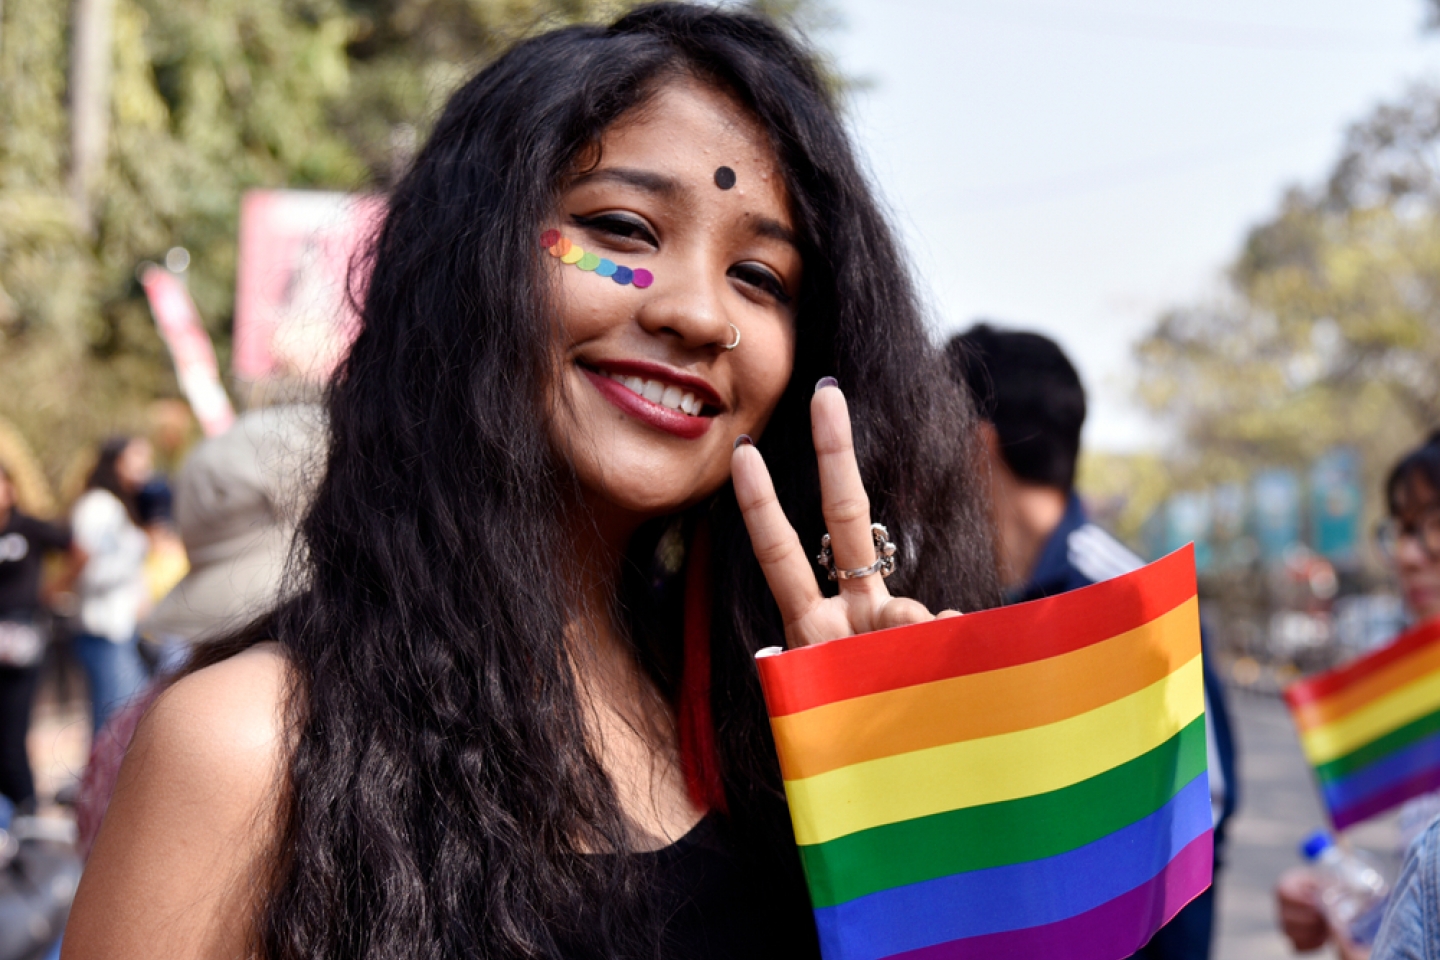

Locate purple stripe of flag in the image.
[884,831,1213,960]
[1334,766,1440,831]
[1322,728,1440,816]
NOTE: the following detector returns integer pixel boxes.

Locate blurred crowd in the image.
[0,402,322,959]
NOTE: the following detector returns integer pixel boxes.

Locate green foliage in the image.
[1,0,834,485]
[1,0,366,481]
[1135,82,1440,530]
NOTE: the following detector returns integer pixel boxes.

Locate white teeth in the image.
[603,371,704,415]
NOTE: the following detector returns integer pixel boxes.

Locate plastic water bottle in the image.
[1300,830,1390,945]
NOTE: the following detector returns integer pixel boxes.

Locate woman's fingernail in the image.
[815,376,839,393]
[734,434,753,449]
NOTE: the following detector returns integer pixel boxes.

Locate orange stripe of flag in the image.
[762,546,1197,718]
[1291,636,1440,732]
[771,597,1200,780]
[1287,618,1440,710]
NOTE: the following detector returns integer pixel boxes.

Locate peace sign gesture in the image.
[731,379,961,650]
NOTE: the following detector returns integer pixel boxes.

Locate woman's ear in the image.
[976,421,1003,471]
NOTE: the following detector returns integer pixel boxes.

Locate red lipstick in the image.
[588,359,724,409]
[581,366,715,440]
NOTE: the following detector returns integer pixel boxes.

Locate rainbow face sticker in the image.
[540,230,653,288]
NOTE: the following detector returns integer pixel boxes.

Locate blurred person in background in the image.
[72,404,324,860]
[134,400,197,640]
[141,403,322,673]
[947,323,1238,960]
[70,438,152,734]
[0,463,78,813]
[134,481,189,667]
[1278,431,1440,960]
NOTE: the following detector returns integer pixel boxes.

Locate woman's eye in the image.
[729,263,793,304]
[571,213,656,246]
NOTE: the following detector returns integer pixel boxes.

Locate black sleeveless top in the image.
[639,813,819,959]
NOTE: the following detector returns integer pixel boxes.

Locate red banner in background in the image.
[140,266,235,437]
[233,190,386,385]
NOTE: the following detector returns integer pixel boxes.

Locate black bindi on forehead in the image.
[714,166,737,190]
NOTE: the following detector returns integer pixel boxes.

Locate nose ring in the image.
[724,323,741,351]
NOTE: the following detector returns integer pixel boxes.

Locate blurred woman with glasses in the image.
[1277,432,1440,960]
[1374,440,1440,620]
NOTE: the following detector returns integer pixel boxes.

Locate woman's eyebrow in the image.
[574,167,799,248]
[752,216,800,250]
[572,166,681,198]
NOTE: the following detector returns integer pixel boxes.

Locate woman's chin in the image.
[566,445,730,522]
[600,487,716,520]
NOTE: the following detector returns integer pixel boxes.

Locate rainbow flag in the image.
[755,546,1210,960]
[1285,618,1440,831]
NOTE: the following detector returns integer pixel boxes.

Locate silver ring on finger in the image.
[817,523,898,581]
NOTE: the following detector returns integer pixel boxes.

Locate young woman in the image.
[63,6,1000,958]
[1277,433,1440,960]
[70,437,152,734]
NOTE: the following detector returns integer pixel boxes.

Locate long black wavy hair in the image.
[189,5,1001,958]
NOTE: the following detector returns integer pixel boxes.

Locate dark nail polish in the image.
[734,434,753,449]
[815,376,839,393]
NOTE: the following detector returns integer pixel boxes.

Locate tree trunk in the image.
[67,0,115,234]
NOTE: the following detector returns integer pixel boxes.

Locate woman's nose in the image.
[1395,532,1430,569]
[633,268,731,350]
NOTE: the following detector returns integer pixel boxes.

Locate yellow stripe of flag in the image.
[771,597,1199,781]
[1300,667,1440,764]
[782,654,1206,846]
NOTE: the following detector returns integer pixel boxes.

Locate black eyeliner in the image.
[734,265,793,304]
[570,212,653,238]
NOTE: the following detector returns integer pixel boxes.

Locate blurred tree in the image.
[1,0,365,483]
[1134,81,1440,529]
[1076,449,1172,548]
[0,0,834,486]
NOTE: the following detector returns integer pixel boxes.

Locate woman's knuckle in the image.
[738,487,778,515]
[753,535,799,568]
[824,496,870,526]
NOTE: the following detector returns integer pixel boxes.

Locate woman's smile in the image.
[579,358,724,440]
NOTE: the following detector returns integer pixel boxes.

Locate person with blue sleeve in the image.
[947,323,1238,960]
[1369,815,1440,959]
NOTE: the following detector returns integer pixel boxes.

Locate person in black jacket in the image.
[948,323,1239,960]
[0,462,77,812]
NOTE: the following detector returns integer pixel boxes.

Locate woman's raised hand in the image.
[731,379,961,649]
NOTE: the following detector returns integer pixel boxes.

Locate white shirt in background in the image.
[72,489,149,643]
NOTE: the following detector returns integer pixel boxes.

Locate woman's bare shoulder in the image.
[144,641,294,769]
[62,643,297,960]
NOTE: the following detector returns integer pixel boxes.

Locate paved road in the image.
[1214,687,1402,960]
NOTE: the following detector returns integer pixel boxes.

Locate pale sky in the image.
[823,0,1440,450]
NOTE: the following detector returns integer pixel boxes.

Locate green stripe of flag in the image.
[797,714,1208,909]
[1315,708,1440,785]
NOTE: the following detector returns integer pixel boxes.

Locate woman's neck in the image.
[563,489,637,654]
[562,494,703,846]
